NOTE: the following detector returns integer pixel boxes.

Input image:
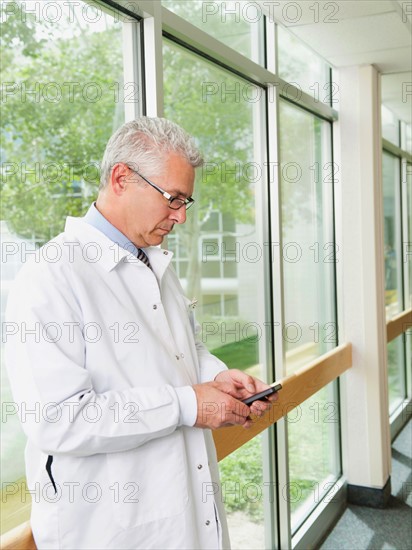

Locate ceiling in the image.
[258,0,412,123]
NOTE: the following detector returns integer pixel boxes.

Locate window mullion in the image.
[267,81,291,549]
[142,0,164,116]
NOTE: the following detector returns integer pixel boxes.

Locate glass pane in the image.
[400,122,412,154]
[277,25,332,104]
[407,163,412,415]
[0,0,125,534]
[278,100,339,533]
[382,105,400,146]
[407,163,412,308]
[279,101,337,375]
[163,38,268,547]
[287,384,341,531]
[162,0,264,64]
[382,152,403,318]
[218,438,266,549]
[387,336,406,413]
[383,152,406,414]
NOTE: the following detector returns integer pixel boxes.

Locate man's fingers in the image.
[213,379,250,400]
[250,404,266,417]
[228,412,252,426]
[233,370,256,393]
[223,396,251,424]
[229,397,250,419]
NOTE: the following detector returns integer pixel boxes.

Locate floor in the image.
[320,418,412,550]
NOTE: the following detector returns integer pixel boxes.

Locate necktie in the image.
[137,248,152,269]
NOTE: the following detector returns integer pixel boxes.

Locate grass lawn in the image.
[211,336,258,371]
[214,336,340,523]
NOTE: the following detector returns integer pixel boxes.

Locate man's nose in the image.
[170,206,187,224]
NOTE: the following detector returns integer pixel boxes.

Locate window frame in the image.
[158,6,341,550]
[382,138,412,439]
[2,1,345,547]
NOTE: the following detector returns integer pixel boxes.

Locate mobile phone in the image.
[241,383,282,406]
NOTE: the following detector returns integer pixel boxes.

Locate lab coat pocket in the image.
[107,429,189,529]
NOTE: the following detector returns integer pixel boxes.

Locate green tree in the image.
[1,1,124,241]
[163,39,256,301]
[1,0,263,306]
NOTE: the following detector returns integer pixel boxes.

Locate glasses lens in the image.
[169,198,194,210]
[169,198,183,210]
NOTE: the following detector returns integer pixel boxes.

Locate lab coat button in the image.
[197,464,202,470]
[205,520,210,526]
[180,353,185,358]
[163,251,168,255]
[175,355,180,360]
[153,305,157,310]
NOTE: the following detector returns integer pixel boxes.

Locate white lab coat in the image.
[5,216,231,550]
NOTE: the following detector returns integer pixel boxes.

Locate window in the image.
[406,163,412,400]
[382,152,403,317]
[162,0,264,64]
[277,25,332,104]
[279,101,337,374]
[383,151,405,412]
[387,336,406,412]
[401,123,412,155]
[278,100,340,533]
[163,38,270,547]
[406,163,412,306]
[201,219,238,281]
[1,2,347,547]
[0,0,128,533]
[382,150,410,415]
[382,104,400,146]
[288,384,341,531]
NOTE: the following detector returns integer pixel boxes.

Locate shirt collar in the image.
[72,204,174,279]
[83,202,139,257]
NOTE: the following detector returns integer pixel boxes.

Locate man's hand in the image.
[214,369,278,418]
[193,381,253,429]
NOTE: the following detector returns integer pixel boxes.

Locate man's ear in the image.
[110,163,129,196]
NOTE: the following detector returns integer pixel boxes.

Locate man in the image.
[6,117,276,549]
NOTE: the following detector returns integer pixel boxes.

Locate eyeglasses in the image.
[127,166,195,211]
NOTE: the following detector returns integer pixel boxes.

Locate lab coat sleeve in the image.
[5,262,182,458]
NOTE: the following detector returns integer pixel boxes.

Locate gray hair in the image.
[99,117,204,189]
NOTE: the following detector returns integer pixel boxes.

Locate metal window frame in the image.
[382,143,412,440]
[105,2,342,548]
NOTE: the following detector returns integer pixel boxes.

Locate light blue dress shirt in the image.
[83,202,140,256]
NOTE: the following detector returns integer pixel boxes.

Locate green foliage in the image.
[0,2,343,528]
[162,0,254,60]
[211,336,258,371]
[1,1,123,242]
[219,437,264,520]
[163,39,256,298]
[1,0,257,310]
[163,40,255,224]
[0,1,52,60]
[219,437,322,519]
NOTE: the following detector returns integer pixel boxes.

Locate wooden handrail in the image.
[4,313,408,547]
[0,521,36,550]
[386,308,412,343]
[213,343,353,461]
[0,343,352,550]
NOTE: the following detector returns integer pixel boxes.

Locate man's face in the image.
[121,152,195,248]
